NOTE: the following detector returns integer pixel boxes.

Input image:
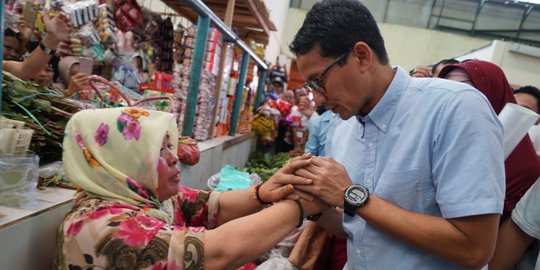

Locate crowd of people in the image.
[3,0,540,269]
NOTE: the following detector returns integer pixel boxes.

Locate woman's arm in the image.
[205,198,327,269]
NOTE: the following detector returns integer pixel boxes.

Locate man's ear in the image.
[352,42,372,73]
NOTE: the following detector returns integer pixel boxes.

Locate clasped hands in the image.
[258,153,354,216]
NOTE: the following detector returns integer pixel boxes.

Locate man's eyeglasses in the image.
[304,49,351,94]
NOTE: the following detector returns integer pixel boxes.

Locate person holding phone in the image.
[55,56,91,98]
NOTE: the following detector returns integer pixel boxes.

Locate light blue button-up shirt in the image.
[305,110,341,156]
[330,67,505,269]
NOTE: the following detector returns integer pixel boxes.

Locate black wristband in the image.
[293,200,304,228]
[39,42,56,55]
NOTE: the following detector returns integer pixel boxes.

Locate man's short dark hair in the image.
[514,85,540,113]
[4,28,22,43]
[431,58,459,74]
[289,0,389,65]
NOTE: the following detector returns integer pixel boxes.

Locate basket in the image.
[88,75,174,111]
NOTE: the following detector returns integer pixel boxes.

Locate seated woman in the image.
[438,59,540,223]
[53,107,326,269]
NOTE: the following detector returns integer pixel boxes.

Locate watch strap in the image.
[343,185,369,217]
[39,42,56,55]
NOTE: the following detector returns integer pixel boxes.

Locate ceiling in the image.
[161,0,277,45]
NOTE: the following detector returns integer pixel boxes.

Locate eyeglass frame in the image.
[303,48,352,94]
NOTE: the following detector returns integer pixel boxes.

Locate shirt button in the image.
[368,142,374,148]
[356,249,362,255]
[382,124,387,129]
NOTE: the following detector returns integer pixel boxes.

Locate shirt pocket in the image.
[375,168,424,211]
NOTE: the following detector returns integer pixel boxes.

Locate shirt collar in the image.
[358,67,410,132]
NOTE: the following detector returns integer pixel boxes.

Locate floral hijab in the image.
[63,107,179,223]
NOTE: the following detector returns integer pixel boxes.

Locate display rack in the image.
[169,0,268,137]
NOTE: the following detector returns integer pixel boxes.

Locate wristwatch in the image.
[343,184,369,217]
[39,42,56,55]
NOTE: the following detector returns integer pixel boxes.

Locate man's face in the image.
[296,46,368,120]
[3,36,21,61]
[515,92,539,113]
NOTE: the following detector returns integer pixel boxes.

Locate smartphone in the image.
[78,57,94,75]
[22,2,38,28]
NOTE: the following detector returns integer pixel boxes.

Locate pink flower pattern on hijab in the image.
[95,123,109,146]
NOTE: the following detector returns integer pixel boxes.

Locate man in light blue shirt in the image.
[289,0,505,269]
[304,110,341,156]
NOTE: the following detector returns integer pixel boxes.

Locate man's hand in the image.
[293,156,353,207]
[258,153,314,203]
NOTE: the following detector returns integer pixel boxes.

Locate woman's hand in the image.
[258,153,314,203]
[65,73,90,97]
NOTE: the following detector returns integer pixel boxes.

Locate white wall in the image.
[280,8,540,87]
[281,8,490,71]
[456,40,540,87]
[263,0,291,63]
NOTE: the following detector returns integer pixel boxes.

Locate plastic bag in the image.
[212,165,251,191]
[177,136,200,166]
[0,153,41,209]
[256,249,297,270]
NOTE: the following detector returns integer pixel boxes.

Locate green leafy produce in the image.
[2,71,81,163]
[244,152,291,181]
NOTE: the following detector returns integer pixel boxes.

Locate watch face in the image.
[346,186,367,204]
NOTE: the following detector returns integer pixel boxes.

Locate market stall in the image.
[0,0,275,268]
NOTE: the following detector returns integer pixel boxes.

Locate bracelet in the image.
[292,199,304,228]
[306,212,322,222]
[251,183,271,208]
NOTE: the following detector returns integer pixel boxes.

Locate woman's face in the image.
[157,135,181,201]
[33,66,54,86]
[69,63,80,81]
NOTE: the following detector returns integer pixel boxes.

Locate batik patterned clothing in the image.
[53,107,222,270]
[54,186,220,270]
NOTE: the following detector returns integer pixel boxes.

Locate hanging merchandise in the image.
[157,17,175,73]
[62,1,99,28]
[204,28,222,76]
[177,136,200,166]
[113,0,144,32]
[192,71,216,141]
[95,4,117,47]
[214,43,235,138]
[111,61,142,94]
